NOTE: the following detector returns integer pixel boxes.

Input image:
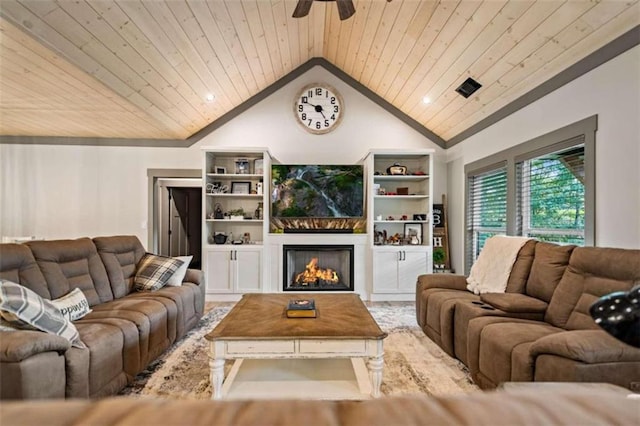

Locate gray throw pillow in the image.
[0,280,86,349]
[134,254,184,292]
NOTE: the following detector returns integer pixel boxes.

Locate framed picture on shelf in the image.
[404,223,422,245]
[231,181,251,194]
[254,159,264,175]
[235,158,250,174]
[215,166,226,174]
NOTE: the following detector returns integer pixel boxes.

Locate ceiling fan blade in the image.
[336,0,355,20]
[292,0,314,18]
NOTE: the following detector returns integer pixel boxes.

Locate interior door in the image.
[157,179,202,268]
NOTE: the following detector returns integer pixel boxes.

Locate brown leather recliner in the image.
[416,242,640,390]
[0,236,205,399]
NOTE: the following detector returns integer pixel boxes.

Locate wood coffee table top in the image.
[205,293,387,341]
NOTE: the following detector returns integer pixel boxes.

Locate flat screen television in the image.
[271,164,364,218]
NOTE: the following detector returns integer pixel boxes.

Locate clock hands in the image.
[304,102,326,119]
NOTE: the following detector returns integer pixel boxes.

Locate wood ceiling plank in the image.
[375,0,439,96]
[403,0,508,116]
[310,0,325,58]
[1,1,185,136]
[1,50,102,109]
[382,0,458,100]
[440,0,640,140]
[349,0,386,80]
[241,0,277,84]
[0,17,177,136]
[55,0,206,131]
[291,0,310,63]
[339,0,371,73]
[256,0,284,78]
[424,0,562,131]
[359,0,405,87]
[341,0,372,75]
[414,0,534,124]
[187,0,251,102]
[283,0,301,67]
[433,0,601,137]
[225,0,268,90]
[324,0,344,63]
[366,0,422,91]
[331,0,358,68]
[271,0,293,73]
[391,0,480,107]
[197,0,259,95]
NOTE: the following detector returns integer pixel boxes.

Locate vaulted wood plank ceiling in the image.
[1,0,638,145]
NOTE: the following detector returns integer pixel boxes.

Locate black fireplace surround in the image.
[283,245,354,292]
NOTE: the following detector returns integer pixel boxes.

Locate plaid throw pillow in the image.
[134,253,184,292]
[0,280,86,349]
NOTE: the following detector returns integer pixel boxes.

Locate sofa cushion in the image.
[0,280,86,349]
[50,288,92,321]
[166,256,192,287]
[134,254,184,292]
[93,236,146,299]
[505,239,537,293]
[525,242,574,303]
[0,244,50,299]
[545,246,640,330]
[26,238,113,306]
[480,293,548,314]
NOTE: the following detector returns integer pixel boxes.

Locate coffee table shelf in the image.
[222,358,371,400]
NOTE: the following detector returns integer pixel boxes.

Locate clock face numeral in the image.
[294,84,343,134]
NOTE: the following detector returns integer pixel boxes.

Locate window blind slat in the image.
[516,143,585,244]
[466,166,507,271]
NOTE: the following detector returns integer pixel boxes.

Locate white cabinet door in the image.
[235,248,262,292]
[398,250,428,292]
[372,249,400,293]
[372,247,431,294]
[205,249,234,293]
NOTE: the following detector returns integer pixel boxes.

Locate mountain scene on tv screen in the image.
[271,165,364,218]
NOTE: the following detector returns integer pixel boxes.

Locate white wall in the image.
[1,66,444,246]
[446,45,640,273]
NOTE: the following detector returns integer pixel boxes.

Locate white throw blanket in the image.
[466,235,532,295]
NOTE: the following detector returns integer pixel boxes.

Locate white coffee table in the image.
[205,293,387,400]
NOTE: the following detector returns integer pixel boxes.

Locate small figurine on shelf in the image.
[214,203,224,219]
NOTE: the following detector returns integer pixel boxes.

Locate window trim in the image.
[464,115,597,274]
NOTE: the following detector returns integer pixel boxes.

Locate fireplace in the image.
[283,245,354,292]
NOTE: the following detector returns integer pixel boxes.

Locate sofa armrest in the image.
[1,330,71,362]
[416,274,468,292]
[530,330,640,364]
[184,268,203,286]
[480,293,548,314]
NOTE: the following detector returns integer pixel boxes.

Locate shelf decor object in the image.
[231,182,251,194]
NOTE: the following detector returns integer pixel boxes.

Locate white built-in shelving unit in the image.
[202,148,434,301]
[365,149,434,301]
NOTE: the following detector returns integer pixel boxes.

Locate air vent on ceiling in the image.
[455,78,482,98]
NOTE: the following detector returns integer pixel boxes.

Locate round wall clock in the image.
[294,83,343,134]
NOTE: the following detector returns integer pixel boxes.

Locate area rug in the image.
[119,303,478,399]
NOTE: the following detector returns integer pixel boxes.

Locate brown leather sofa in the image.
[0,236,205,400]
[0,387,636,426]
[416,242,640,390]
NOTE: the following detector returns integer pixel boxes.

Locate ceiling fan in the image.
[293,0,356,21]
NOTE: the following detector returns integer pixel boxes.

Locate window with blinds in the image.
[516,142,585,245]
[466,166,507,270]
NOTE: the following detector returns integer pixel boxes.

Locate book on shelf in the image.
[286,298,316,318]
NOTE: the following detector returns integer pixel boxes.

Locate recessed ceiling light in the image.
[422,96,431,105]
[205,93,215,103]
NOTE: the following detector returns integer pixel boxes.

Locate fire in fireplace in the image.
[283,245,354,291]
